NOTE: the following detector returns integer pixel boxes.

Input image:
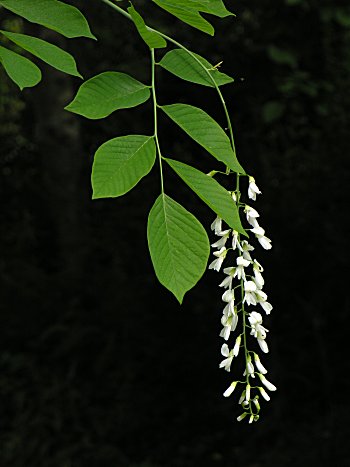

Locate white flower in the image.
[258,374,277,391]
[238,390,246,405]
[209,247,228,272]
[219,267,235,289]
[220,307,238,341]
[244,205,260,228]
[258,386,271,401]
[243,280,257,306]
[211,229,231,249]
[253,353,268,374]
[211,216,223,235]
[232,230,239,250]
[248,176,261,201]
[234,256,250,280]
[233,335,241,357]
[223,381,238,398]
[260,301,273,314]
[219,343,234,371]
[253,396,260,411]
[245,384,251,402]
[240,240,254,261]
[248,311,269,353]
[249,414,254,424]
[232,192,237,202]
[253,260,264,289]
[251,226,272,250]
[222,289,235,314]
[255,289,268,302]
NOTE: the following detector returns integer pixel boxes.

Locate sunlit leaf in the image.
[165,158,246,235]
[147,194,210,303]
[0,45,41,90]
[159,49,233,87]
[0,30,82,78]
[161,104,245,174]
[92,135,156,199]
[0,0,96,39]
[65,72,150,119]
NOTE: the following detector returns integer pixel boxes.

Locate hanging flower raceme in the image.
[208,174,276,423]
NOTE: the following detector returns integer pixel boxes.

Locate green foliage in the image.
[162,104,245,174]
[165,158,246,235]
[128,4,167,49]
[159,49,233,87]
[0,30,82,77]
[65,72,151,119]
[0,0,96,39]
[0,44,41,89]
[147,194,210,303]
[92,135,156,199]
[152,0,232,35]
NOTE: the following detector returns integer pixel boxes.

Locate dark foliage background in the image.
[0,0,349,466]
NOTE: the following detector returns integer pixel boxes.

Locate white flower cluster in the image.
[208,176,276,423]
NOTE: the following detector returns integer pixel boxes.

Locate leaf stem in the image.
[151,48,165,194]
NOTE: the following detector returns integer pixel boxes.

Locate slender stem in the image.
[151,48,164,194]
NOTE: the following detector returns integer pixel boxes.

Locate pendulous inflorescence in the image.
[209,176,276,423]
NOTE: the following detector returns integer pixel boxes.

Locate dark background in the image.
[0,0,349,466]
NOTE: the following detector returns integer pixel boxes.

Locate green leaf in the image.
[128,4,167,49]
[161,104,245,174]
[0,30,82,78]
[152,0,215,35]
[65,72,150,120]
[92,135,156,199]
[152,0,233,35]
[0,45,41,90]
[159,49,233,87]
[165,158,246,235]
[0,0,95,39]
[147,194,210,303]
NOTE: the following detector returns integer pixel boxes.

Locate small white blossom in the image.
[211,229,231,249]
[245,384,251,402]
[223,381,238,398]
[260,301,273,314]
[251,226,272,250]
[258,374,277,391]
[234,256,250,280]
[238,390,246,405]
[249,414,254,424]
[248,311,269,353]
[232,230,239,250]
[222,289,235,315]
[219,343,234,372]
[253,260,264,289]
[240,240,254,261]
[209,247,228,272]
[244,205,260,228]
[254,353,268,374]
[220,306,238,341]
[211,216,223,235]
[258,386,271,401]
[232,192,237,202]
[219,267,235,289]
[243,280,257,306]
[233,334,241,357]
[248,176,261,201]
[253,396,260,411]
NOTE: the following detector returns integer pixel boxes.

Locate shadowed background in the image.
[0,0,349,466]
